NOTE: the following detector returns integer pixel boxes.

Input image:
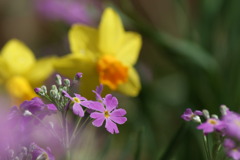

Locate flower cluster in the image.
[182,105,240,160]
[1,143,54,160]
[0,73,127,159]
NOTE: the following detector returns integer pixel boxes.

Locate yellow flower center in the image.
[6,76,37,105]
[97,55,128,90]
[73,97,81,103]
[208,119,217,125]
[104,110,110,118]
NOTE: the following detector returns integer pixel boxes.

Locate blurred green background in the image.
[1,0,240,159]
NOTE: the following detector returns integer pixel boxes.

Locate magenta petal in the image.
[88,101,105,112]
[75,93,87,101]
[110,116,127,124]
[185,108,193,114]
[92,117,105,127]
[111,109,126,117]
[90,112,103,119]
[105,119,119,134]
[197,123,214,134]
[194,110,203,116]
[80,101,90,108]
[62,91,73,100]
[73,103,84,117]
[47,104,57,111]
[104,94,118,112]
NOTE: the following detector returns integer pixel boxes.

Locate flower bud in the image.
[62,86,68,92]
[64,79,71,87]
[192,116,202,123]
[56,93,61,100]
[202,109,210,119]
[41,85,47,94]
[50,90,58,99]
[34,88,41,94]
[74,72,83,81]
[220,104,229,116]
[211,114,219,119]
[51,85,58,92]
[55,74,62,86]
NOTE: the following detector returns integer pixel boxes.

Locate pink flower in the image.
[181,108,202,121]
[224,138,240,160]
[89,94,127,134]
[197,118,224,134]
[62,91,89,117]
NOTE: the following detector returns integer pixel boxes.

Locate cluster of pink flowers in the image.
[62,85,127,134]
[0,73,127,159]
[182,105,240,160]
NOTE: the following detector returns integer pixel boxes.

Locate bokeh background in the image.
[1,0,239,159]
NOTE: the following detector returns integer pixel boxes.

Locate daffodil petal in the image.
[26,57,57,87]
[6,76,37,103]
[1,39,36,75]
[98,8,124,55]
[116,32,142,65]
[54,54,99,98]
[54,53,96,78]
[117,67,141,97]
[0,56,10,82]
[69,24,98,57]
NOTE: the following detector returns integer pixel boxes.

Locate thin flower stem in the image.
[61,111,71,160]
[70,116,82,144]
[203,135,210,160]
[206,135,213,160]
[203,135,212,160]
[78,116,90,132]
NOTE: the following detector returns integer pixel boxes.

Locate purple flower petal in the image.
[110,116,127,124]
[92,117,105,127]
[185,108,193,115]
[224,138,236,149]
[73,103,84,117]
[197,123,214,134]
[104,94,118,112]
[96,84,103,95]
[111,109,126,117]
[62,90,73,101]
[30,143,55,160]
[90,112,103,119]
[75,72,83,80]
[80,101,91,108]
[105,119,119,134]
[194,110,203,116]
[226,147,240,160]
[74,93,87,101]
[88,101,105,112]
[47,104,57,111]
[93,84,103,101]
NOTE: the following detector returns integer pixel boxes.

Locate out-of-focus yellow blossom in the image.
[0,39,56,104]
[54,8,142,97]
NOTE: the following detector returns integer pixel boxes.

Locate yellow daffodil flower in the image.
[54,8,142,97]
[0,39,56,104]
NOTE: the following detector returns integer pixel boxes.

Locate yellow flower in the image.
[0,39,56,104]
[54,8,142,97]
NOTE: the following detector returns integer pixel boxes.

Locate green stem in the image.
[78,117,90,132]
[203,135,212,160]
[62,111,71,160]
[70,116,82,144]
